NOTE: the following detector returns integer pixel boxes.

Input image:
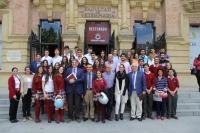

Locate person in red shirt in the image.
[32,66,43,123]
[8,67,21,123]
[193,54,200,91]
[149,56,164,77]
[167,69,179,120]
[142,64,155,120]
[53,66,66,124]
[92,70,107,123]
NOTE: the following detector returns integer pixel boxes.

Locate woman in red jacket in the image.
[8,67,21,123]
[32,66,43,123]
[193,54,200,92]
[53,66,66,124]
[92,70,107,123]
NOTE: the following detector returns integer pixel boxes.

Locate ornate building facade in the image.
[0,0,199,87]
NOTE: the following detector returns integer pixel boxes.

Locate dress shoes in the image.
[130,117,136,121]
[83,117,88,122]
[137,118,142,122]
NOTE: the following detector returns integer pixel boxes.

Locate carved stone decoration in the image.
[130,0,162,22]
[33,0,65,21]
[0,0,10,9]
[181,0,200,12]
[77,0,118,7]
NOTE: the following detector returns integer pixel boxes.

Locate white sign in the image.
[7,51,21,62]
[190,26,200,69]
[0,24,2,69]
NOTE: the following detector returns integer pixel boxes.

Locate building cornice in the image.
[130,0,162,22]
[181,0,200,13]
[0,0,10,9]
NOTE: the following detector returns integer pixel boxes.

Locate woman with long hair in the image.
[20,66,33,122]
[53,62,60,76]
[53,66,66,123]
[114,64,129,121]
[154,68,168,121]
[8,67,21,123]
[132,53,139,65]
[68,55,76,68]
[164,62,177,78]
[193,54,200,92]
[61,56,69,70]
[92,70,107,123]
[42,65,55,123]
[98,50,107,61]
[32,66,43,123]
[100,58,106,70]
[42,60,48,74]
[93,59,105,73]
[80,57,89,73]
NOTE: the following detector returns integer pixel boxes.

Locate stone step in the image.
[178,92,200,99]
[177,103,200,109]
[1,109,200,119]
[178,98,200,103]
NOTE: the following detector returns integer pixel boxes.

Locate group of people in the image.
[9,45,194,124]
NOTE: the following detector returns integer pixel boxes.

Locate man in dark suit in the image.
[30,53,42,74]
[83,64,96,122]
[128,63,146,122]
[65,59,84,123]
[138,59,144,72]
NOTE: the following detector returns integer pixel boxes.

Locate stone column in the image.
[62,0,79,54]
[117,0,134,54]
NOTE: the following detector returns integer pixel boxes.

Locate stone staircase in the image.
[0,87,200,119]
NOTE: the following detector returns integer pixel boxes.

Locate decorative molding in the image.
[77,0,118,7]
[130,0,162,22]
[0,0,10,9]
[181,0,200,13]
[33,0,65,21]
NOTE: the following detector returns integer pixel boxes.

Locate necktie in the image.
[132,72,135,90]
[73,68,75,74]
[88,73,91,89]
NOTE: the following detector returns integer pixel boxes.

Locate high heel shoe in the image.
[120,113,123,120]
[115,114,119,121]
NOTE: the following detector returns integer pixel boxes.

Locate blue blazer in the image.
[64,68,84,94]
[30,61,42,74]
[128,71,146,97]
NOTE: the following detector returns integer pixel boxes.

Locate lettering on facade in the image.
[7,51,21,62]
[79,7,117,18]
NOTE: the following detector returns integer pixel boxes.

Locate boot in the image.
[55,110,59,124]
[120,113,123,120]
[60,109,65,123]
[115,114,119,121]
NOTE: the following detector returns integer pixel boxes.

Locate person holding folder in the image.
[65,59,84,123]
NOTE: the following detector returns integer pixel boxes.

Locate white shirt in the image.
[14,76,20,88]
[52,56,62,66]
[147,58,154,66]
[27,77,32,88]
[64,53,71,61]
[76,55,83,63]
[74,53,78,59]
[84,53,92,63]
[41,56,53,65]
[42,75,54,92]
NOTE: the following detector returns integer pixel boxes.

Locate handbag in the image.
[191,67,197,75]
[153,94,162,102]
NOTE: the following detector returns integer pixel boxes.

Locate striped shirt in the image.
[155,76,168,92]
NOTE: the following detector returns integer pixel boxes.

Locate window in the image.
[133,22,155,53]
[40,21,61,43]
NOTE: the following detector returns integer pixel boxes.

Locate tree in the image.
[41,27,58,43]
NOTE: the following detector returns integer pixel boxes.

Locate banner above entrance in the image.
[79,7,117,18]
[86,22,110,44]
